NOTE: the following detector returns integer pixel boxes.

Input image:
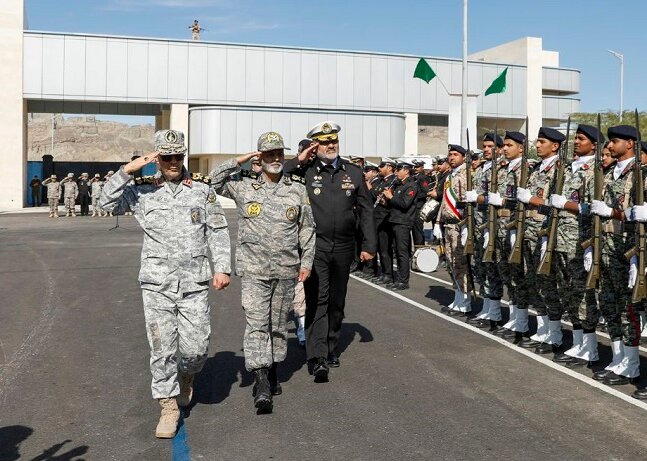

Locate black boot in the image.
[268,363,282,395]
[633,388,647,400]
[252,368,273,413]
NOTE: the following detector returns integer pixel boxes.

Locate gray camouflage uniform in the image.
[210,158,315,371]
[99,166,232,399]
[62,179,79,214]
[91,179,105,214]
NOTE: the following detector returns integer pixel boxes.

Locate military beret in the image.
[379,157,397,167]
[448,144,467,155]
[537,126,566,143]
[641,141,647,154]
[608,125,638,141]
[396,159,414,169]
[576,124,604,143]
[483,132,504,147]
[307,121,341,141]
[505,131,526,145]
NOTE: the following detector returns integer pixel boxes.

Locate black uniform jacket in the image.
[387,176,419,226]
[284,157,377,254]
[372,174,396,224]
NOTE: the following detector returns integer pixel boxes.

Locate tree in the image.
[570,110,647,138]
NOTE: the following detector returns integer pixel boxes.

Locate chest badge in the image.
[314,188,321,195]
[190,207,204,224]
[247,202,262,217]
[286,206,298,222]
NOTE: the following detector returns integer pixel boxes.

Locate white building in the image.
[1,0,579,210]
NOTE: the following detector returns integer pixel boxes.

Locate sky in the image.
[25,0,647,119]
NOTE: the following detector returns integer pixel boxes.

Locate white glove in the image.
[460,226,468,246]
[488,192,503,207]
[509,229,517,247]
[465,190,478,203]
[482,229,490,249]
[583,246,593,272]
[628,255,638,288]
[550,194,567,210]
[631,204,647,222]
[591,200,613,217]
[540,236,548,260]
[433,223,443,240]
[516,187,532,204]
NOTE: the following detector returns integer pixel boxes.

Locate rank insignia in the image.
[342,183,355,190]
[247,202,262,217]
[252,183,262,190]
[314,188,321,195]
[286,206,298,222]
[190,207,205,224]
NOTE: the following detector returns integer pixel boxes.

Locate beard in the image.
[316,149,338,164]
[261,160,283,175]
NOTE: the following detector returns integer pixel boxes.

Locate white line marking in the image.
[410,269,647,353]
[350,274,647,412]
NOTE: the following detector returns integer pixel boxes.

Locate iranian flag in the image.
[443,178,462,220]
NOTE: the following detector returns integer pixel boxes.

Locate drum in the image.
[419,199,439,222]
[411,247,439,273]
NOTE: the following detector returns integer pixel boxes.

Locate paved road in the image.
[1,212,646,461]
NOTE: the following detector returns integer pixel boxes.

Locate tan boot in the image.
[177,373,194,408]
[54,213,59,218]
[49,213,53,218]
[91,211,96,217]
[71,211,77,217]
[155,397,179,439]
[66,211,70,217]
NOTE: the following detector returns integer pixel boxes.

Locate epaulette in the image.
[134,176,156,185]
[191,172,212,185]
[240,169,259,180]
[289,174,306,185]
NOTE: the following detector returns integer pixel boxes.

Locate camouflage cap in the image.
[257,131,290,152]
[154,129,188,154]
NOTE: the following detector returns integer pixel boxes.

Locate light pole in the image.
[608,49,624,122]
[51,114,56,156]
[461,0,468,146]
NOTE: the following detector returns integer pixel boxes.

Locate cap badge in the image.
[322,123,332,134]
[165,131,178,143]
[267,132,279,142]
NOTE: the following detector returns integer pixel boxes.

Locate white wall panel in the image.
[252,111,272,144]
[63,37,85,97]
[23,35,42,95]
[85,38,107,97]
[106,39,128,98]
[245,49,265,103]
[187,45,208,101]
[301,52,319,107]
[127,40,148,100]
[270,112,292,147]
[147,42,168,99]
[290,112,310,144]
[282,51,301,106]
[220,110,237,153]
[201,109,220,153]
[226,47,246,102]
[189,111,202,153]
[167,44,188,101]
[207,47,227,102]
[236,110,253,152]
[345,115,363,155]
[362,115,378,155]
[264,50,283,104]
[387,57,404,110]
[336,55,354,108]
[42,36,64,95]
[353,56,371,108]
[318,53,337,107]
[370,57,388,109]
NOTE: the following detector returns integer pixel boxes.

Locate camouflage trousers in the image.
[64,197,75,213]
[493,220,521,304]
[48,198,58,214]
[471,214,486,289]
[443,223,472,293]
[141,285,210,399]
[91,197,103,213]
[474,213,503,299]
[513,233,548,312]
[292,281,306,318]
[241,277,296,371]
[599,233,642,345]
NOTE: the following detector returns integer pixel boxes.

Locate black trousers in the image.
[412,206,425,245]
[377,220,394,280]
[31,189,42,207]
[80,195,90,215]
[392,224,412,284]
[304,248,354,361]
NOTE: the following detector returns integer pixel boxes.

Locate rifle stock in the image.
[482,126,499,263]
[508,118,530,265]
[629,109,646,302]
[464,129,474,255]
[584,114,603,289]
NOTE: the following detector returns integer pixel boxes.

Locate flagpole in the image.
[461,0,468,147]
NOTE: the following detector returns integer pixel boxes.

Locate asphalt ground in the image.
[1,211,647,461]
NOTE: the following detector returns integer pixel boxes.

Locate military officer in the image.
[78,173,91,216]
[383,160,418,290]
[355,161,381,279]
[209,131,315,412]
[61,173,78,217]
[371,158,397,285]
[434,144,472,313]
[42,174,61,218]
[99,129,232,438]
[284,121,376,382]
[412,159,432,245]
[90,174,105,217]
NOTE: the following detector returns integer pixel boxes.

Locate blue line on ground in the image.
[172,416,192,461]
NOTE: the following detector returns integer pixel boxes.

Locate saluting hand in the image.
[298,268,311,282]
[236,151,261,166]
[124,152,159,175]
[212,273,230,290]
[297,142,319,164]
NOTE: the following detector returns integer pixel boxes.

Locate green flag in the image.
[413,58,437,83]
[485,67,508,95]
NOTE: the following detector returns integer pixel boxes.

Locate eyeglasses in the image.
[159,154,185,162]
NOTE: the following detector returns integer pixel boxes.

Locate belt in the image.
[504,201,517,210]
[601,220,634,235]
[497,210,511,218]
[476,204,488,212]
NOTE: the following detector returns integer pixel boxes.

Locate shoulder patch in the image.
[191,172,212,185]
[290,174,306,185]
[240,169,259,180]
[134,176,156,185]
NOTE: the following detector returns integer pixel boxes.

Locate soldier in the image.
[548,124,602,367]
[371,158,397,285]
[42,174,60,218]
[90,174,105,217]
[189,20,203,40]
[357,161,381,279]
[284,121,376,382]
[513,127,565,353]
[29,175,42,207]
[585,125,641,385]
[382,160,419,290]
[209,132,315,412]
[434,144,472,313]
[99,130,232,438]
[465,133,504,329]
[61,173,78,217]
[412,159,432,245]
[78,173,91,216]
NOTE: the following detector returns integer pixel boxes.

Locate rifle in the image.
[537,117,571,275]
[463,129,475,256]
[508,117,530,265]
[624,109,646,302]
[374,176,398,208]
[583,114,603,289]
[482,124,499,263]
